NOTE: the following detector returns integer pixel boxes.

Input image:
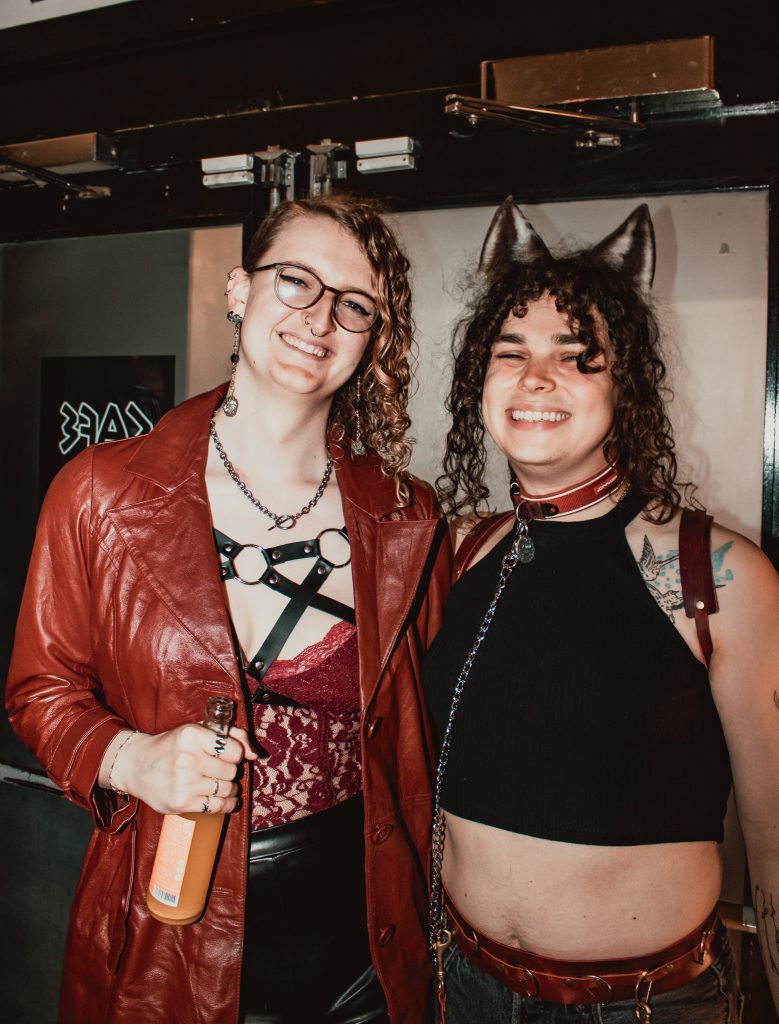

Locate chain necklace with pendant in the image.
[209,418,333,531]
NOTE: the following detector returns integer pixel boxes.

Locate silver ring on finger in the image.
[211,778,219,797]
[202,794,211,814]
[213,734,227,757]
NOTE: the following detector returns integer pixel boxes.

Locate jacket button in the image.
[367,717,382,738]
[378,924,395,946]
[371,823,393,844]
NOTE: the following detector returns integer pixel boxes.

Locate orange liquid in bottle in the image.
[146,695,236,925]
[146,810,226,924]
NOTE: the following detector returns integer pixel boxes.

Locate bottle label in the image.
[148,814,196,908]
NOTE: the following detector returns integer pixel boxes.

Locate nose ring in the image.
[303,312,321,339]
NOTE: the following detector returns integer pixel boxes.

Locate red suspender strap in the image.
[678,508,718,669]
[453,511,515,583]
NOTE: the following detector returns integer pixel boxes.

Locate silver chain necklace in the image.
[430,509,534,1016]
[209,418,333,530]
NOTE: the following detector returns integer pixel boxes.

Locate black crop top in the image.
[424,494,732,846]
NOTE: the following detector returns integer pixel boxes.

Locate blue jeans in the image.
[440,929,743,1023]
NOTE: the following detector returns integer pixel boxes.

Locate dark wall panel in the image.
[0,784,92,1024]
[0,227,189,1023]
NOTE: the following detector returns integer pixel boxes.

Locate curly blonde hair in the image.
[244,194,414,503]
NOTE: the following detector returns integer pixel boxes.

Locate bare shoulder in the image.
[624,506,775,589]
[706,518,779,623]
[622,507,778,642]
[709,519,777,583]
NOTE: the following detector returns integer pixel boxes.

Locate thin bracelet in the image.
[107,730,138,795]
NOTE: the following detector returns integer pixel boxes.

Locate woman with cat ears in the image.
[7,194,450,1024]
[424,199,779,1022]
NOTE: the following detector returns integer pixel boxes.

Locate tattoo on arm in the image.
[774,691,779,712]
[637,537,684,622]
[636,536,733,624]
[755,885,779,977]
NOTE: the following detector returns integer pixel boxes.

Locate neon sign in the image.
[58,399,154,454]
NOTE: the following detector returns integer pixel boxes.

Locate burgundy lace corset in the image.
[249,620,361,830]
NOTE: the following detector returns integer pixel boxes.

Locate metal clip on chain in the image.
[634,972,654,1023]
[429,511,533,1021]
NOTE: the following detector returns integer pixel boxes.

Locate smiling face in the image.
[482,291,617,489]
[237,214,374,404]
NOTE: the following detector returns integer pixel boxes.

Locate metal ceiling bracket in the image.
[0,153,111,198]
[306,139,349,197]
[255,146,299,209]
[0,132,119,183]
[445,38,722,145]
[482,38,718,113]
[575,131,623,149]
[445,94,643,145]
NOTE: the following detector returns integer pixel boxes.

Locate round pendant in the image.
[222,395,238,417]
[517,536,535,563]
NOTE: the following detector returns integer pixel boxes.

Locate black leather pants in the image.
[240,795,388,1024]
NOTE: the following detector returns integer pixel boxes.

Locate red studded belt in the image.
[446,897,721,1012]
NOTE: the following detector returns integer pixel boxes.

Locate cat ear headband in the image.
[478,196,656,293]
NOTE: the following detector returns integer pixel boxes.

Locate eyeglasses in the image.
[253,262,380,334]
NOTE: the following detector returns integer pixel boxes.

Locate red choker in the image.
[510,464,626,520]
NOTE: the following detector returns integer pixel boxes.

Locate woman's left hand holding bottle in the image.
[99,723,258,814]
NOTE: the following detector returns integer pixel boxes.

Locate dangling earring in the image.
[351,374,366,456]
[222,311,242,417]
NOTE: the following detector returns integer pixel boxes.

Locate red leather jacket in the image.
[6,387,450,1024]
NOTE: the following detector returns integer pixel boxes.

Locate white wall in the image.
[0,0,134,31]
[186,226,243,400]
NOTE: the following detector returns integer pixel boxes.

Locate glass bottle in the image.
[146,695,236,925]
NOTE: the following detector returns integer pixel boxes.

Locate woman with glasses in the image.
[7,194,450,1024]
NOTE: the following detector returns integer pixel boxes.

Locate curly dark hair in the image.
[438,252,687,522]
[244,193,414,503]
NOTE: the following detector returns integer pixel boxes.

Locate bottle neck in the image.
[203,695,236,735]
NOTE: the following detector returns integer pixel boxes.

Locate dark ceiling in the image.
[0,0,776,244]
[1,0,775,144]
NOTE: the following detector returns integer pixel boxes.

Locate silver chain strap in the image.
[430,510,534,1013]
[209,418,333,530]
